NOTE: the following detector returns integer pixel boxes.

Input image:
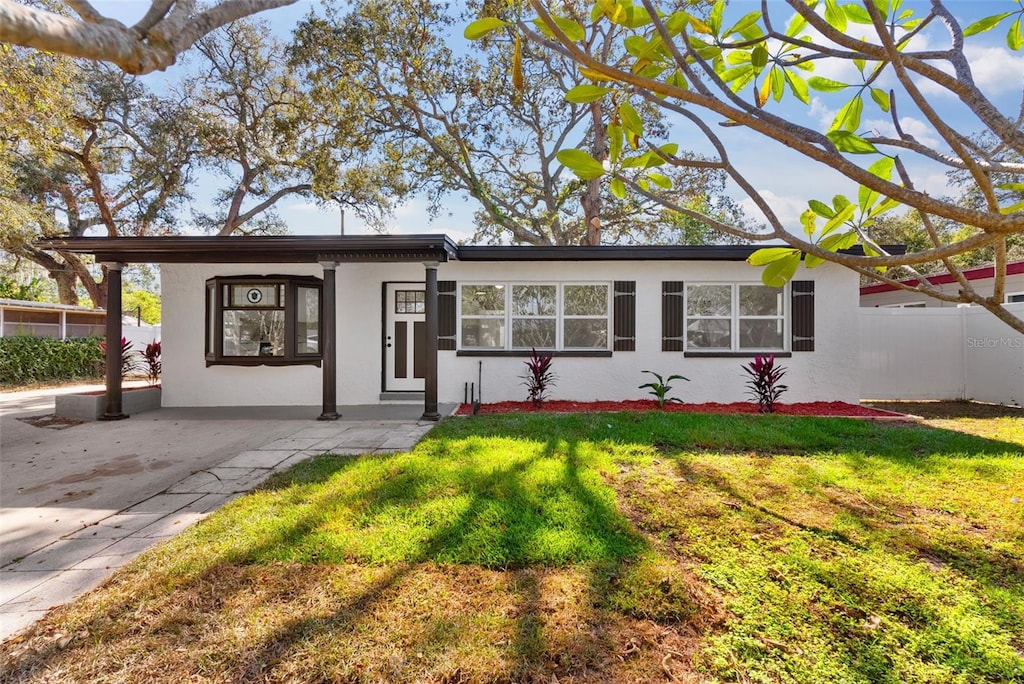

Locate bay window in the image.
[205,275,322,366]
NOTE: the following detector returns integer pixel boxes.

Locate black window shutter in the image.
[438,280,457,351]
[613,281,636,351]
[662,281,685,352]
[791,280,815,352]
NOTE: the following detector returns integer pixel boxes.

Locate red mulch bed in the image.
[455,400,903,418]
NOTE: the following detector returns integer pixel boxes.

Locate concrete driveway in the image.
[0,384,447,641]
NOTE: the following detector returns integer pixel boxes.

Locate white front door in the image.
[384,283,426,392]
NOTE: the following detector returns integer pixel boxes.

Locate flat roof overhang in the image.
[37,235,904,263]
[459,244,764,260]
[37,235,461,264]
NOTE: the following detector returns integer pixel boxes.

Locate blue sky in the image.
[90,1,1024,242]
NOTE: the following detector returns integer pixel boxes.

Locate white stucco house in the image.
[860,260,1024,308]
[41,235,860,420]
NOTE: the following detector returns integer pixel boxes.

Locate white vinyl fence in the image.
[123,323,161,352]
[860,303,1024,406]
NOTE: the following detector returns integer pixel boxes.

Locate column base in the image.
[317,411,341,421]
[420,411,441,422]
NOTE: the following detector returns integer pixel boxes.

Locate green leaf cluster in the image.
[0,336,103,386]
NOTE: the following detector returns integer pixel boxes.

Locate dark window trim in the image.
[456,350,612,358]
[683,351,793,358]
[205,274,323,367]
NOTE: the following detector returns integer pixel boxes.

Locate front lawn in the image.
[3,412,1022,683]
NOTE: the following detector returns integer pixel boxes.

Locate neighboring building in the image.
[0,299,106,339]
[41,236,861,418]
[860,260,1024,308]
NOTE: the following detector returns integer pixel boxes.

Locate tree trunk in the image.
[50,268,80,306]
[580,100,608,246]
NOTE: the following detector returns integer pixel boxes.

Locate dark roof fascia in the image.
[456,244,908,261]
[36,236,906,264]
[457,245,761,261]
[37,235,460,264]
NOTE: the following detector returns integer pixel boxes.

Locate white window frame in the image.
[458,282,611,352]
[1006,292,1024,304]
[684,282,788,353]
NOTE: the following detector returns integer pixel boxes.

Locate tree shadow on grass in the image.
[659,454,1024,683]
[1,434,660,682]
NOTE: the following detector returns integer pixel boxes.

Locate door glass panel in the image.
[395,289,425,314]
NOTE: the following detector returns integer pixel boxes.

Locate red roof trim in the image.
[860,260,1024,295]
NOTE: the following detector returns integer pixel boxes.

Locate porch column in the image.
[318,260,340,421]
[100,262,127,420]
[422,261,440,421]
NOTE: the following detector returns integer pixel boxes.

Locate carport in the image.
[39,235,459,422]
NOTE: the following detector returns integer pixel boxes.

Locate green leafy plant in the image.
[639,370,689,408]
[99,336,138,380]
[742,354,788,413]
[0,336,104,386]
[466,1,1024,335]
[521,348,556,408]
[0,276,46,301]
[142,340,162,386]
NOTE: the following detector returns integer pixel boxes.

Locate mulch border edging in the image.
[451,401,920,420]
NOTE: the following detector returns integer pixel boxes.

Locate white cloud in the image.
[739,190,808,230]
[911,172,953,199]
[962,45,1024,96]
[808,97,837,129]
[862,114,941,148]
[891,40,1024,99]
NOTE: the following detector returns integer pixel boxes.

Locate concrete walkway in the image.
[0,385,447,641]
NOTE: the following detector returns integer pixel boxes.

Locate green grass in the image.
[173,432,644,570]
[3,411,1022,683]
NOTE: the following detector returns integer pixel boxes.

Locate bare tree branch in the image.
[0,0,297,74]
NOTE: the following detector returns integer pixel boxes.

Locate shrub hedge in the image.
[0,336,104,386]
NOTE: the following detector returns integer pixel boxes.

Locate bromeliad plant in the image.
[639,370,689,408]
[99,336,138,381]
[522,348,556,408]
[743,354,789,413]
[143,340,162,386]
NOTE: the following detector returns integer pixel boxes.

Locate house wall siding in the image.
[161,260,860,407]
[161,263,323,408]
